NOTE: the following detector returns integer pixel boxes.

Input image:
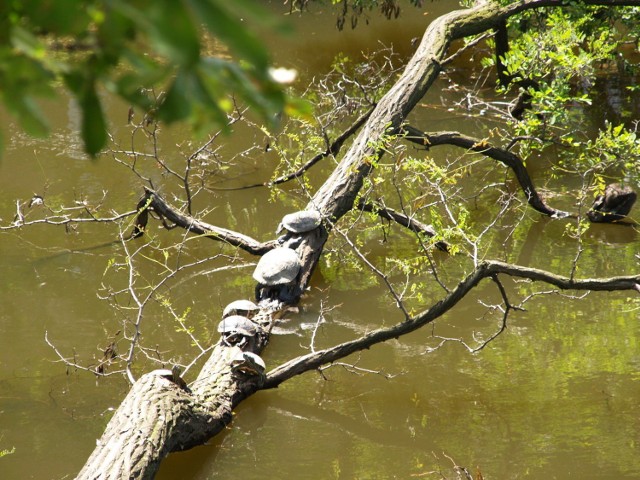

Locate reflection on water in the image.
[1,2,640,480]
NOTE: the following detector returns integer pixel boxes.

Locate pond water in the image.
[1,2,639,480]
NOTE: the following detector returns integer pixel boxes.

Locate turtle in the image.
[587,183,637,223]
[276,209,322,234]
[150,365,190,392]
[222,299,260,319]
[230,350,266,377]
[253,247,301,302]
[217,315,259,347]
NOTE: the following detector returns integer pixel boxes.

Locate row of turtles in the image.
[218,299,266,378]
[255,209,322,302]
[214,211,324,381]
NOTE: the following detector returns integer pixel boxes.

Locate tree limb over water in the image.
[135,187,277,256]
[400,125,568,218]
[264,260,640,388]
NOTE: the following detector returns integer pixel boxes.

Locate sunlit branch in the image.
[241,106,375,189]
[0,209,137,230]
[441,31,493,66]
[264,260,640,389]
[44,331,126,378]
[333,225,411,320]
[133,187,277,255]
[357,200,449,252]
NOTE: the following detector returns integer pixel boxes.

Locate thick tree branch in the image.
[135,187,277,255]
[76,2,640,478]
[400,126,569,218]
[264,260,640,388]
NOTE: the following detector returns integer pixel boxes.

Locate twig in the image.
[333,225,411,319]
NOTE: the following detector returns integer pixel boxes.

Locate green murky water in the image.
[1,3,639,479]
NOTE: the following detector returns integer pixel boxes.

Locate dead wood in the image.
[135,187,277,255]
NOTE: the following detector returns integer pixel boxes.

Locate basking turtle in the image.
[587,184,637,223]
[276,210,322,234]
[253,247,301,302]
[222,299,260,319]
[230,350,266,378]
[217,315,259,347]
[150,365,190,392]
[276,210,322,249]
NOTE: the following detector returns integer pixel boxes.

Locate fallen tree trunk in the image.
[75,1,640,478]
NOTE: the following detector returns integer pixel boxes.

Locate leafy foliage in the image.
[0,0,296,156]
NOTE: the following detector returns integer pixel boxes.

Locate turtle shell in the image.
[252,247,301,285]
[217,315,258,336]
[222,299,260,319]
[278,210,321,234]
[231,351,266,374]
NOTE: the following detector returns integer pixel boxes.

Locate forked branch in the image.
[133,187,277,255]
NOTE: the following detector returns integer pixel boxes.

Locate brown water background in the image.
[1,2,639,479]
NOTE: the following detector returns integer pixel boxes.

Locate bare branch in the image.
[357,200,449,252]
[135,187,277,255]
[400,126,569,218]
[264,260,640,389]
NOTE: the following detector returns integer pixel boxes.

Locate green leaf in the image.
[186,0,269,70]
[3,94,49,137]
[80,82,107,157]
[158,70,192,123]
[146,0,200,65]
[112,0,200,65]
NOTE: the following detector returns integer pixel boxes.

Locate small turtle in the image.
[150,365,190,392]
[222,299,260,319]
[253,247,301,302]
[587,183,637,223]
[276,209,322,234]
[230,351,266,377]
[217,315,259,347]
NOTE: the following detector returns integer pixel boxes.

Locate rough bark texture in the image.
[77,336,269,479]
[76,1,640,479]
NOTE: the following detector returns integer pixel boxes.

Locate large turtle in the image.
[276,210,322,249]
[587,183,637,223]
[276,209,322,234]
[222,299,260,319]
[253,247,301,302]
[217,315,259,348]
[230,350,266,378]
